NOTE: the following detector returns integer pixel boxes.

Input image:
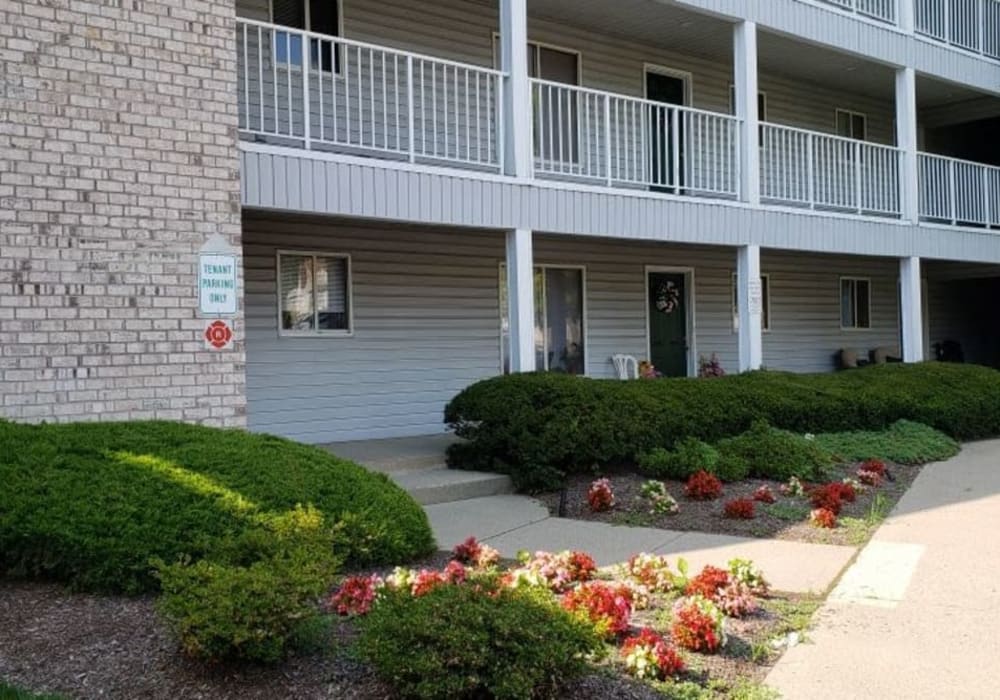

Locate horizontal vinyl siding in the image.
[761,251,900,371]
[532,236,740,376]
[243,213,506,442]
[243,213,904,442]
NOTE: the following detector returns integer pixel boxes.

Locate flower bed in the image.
[336,542,813,698]
[538,458,922,547]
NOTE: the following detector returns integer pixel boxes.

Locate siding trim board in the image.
[241,144,1000,264]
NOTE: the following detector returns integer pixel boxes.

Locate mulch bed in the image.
[538,461,921,546]
[1,558,814,700]
[0,574,667,700]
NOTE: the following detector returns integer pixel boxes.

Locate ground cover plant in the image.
[0,420,434,595]
[445,362,998,492]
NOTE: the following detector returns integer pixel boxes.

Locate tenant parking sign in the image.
[199,253,238,315]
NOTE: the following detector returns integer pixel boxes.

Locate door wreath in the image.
[654,281,681,314]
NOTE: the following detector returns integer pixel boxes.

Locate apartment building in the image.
[3,0,1000,443]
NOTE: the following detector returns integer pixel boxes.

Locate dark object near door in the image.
[933,340,965,363]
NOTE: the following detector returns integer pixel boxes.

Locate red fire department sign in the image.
[204,319,234,350]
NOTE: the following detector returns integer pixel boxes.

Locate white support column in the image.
[505,228,536,372]
[737,244,764,372]
[733,20,760,206]
[900,256,925,363]
[897,0,914,34]
[896,66,919,223]
[499,0,531,178]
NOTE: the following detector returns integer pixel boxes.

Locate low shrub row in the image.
[0,420,437,663]
[445,363,998,491]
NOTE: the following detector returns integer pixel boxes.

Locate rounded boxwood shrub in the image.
[639,437,718,481]
[0,420,435,593]
[358,583,601,699]
[716,421,832,482]
[445,363,1000,491]
[155,506,338,663]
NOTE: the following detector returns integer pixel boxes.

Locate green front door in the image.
[648,271,688,377]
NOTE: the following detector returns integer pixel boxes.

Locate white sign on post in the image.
[199,253,238,315]
[747,278,764,316]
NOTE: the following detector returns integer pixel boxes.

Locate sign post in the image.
[198,235,239,351]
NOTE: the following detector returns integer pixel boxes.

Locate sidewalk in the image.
[767,439,1000,699]
[424,495,856,594]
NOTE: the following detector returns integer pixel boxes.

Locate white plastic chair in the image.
[612,354,639,380]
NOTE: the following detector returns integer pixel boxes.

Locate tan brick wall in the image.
[0,0,246,426]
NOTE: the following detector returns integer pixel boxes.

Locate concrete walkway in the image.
[767,440,1000,699]
[425,495,856,594]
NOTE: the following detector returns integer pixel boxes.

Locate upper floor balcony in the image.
[815,0,1000,60]
[235,1,1000,234]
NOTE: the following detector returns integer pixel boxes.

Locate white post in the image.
[900,256,924,362]
[737,244,764,372]
[897,0,914,33]
[734,20,760,206]
[895,67,919,223]
[499,0,531,178]
[506,228,536,372]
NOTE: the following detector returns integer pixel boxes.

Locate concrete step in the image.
[324,434,460,474]
[390,467,514,505]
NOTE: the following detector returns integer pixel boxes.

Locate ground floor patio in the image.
[242,210,1000,443]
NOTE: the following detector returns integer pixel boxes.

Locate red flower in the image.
[588,478,615,512]
[860,459,886,476]
[810,507,837,529]
[752,485,776,504]
[685,565,730,601]
[451,536,482,565]
[723,498,755,519]
[809,482,851,515]
[685,470,722,500]
[671,597,725,653]
[329,574,381,616]
[562,582,633,638]
[621,628,686,678]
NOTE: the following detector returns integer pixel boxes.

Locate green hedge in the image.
[0,420,435,593]
[358,584,600,699]
[445,362,1000,491]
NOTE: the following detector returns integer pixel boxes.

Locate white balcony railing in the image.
[530,79,741,198]
[816,0,897,23]
[919,153,1000,226]
[915,0,1000,58]
[760,123,902,216]
[236,19,504,170]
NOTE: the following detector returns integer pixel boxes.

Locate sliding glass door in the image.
[499,265,585,374]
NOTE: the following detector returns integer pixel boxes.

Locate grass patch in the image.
[0,420,435,594]
[763,597,822,639]
[760,502,811,522]
[0,683,64,700]
[840,493,891,546]
[814,419,959,465]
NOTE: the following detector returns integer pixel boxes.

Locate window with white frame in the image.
[278,251,352,334]
[732,272,770,332]
[835,109,867,140]
[840,277,871,329]
[272,0,341,72]
[499,265,585,374]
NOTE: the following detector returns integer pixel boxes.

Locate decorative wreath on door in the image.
[654,281,681,314]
